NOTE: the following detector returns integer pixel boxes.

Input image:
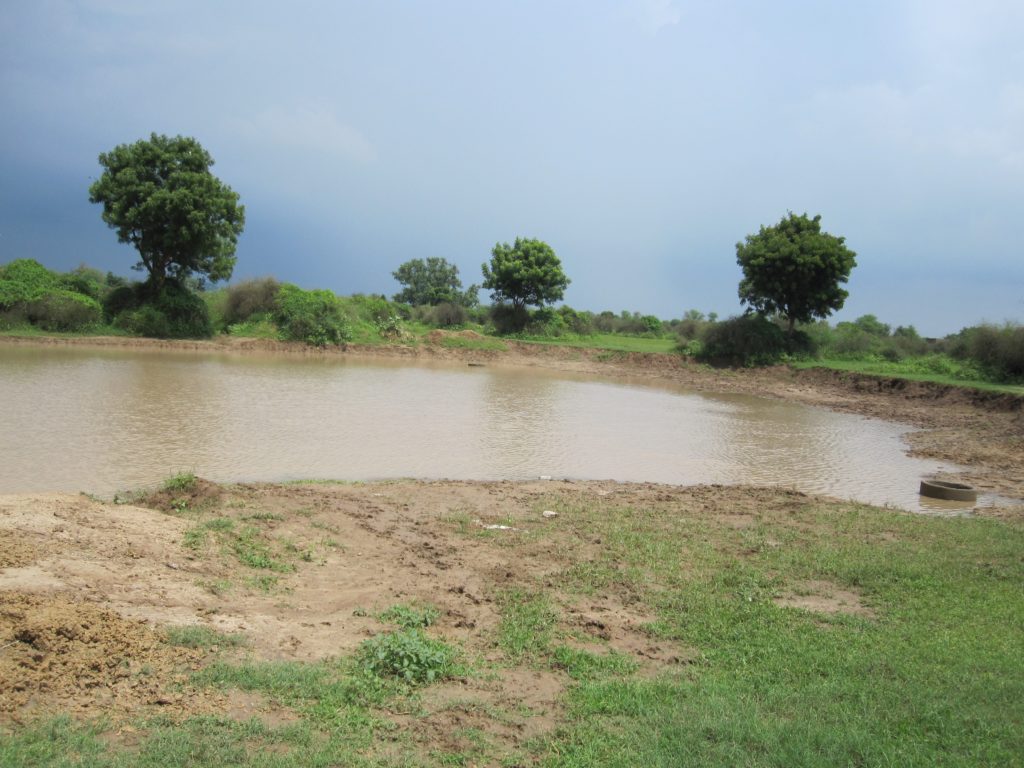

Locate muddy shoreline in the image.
[3,333,1022,500]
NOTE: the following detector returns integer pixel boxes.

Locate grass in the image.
[164,625,246,649]
[531,499,1024,767]
[162,470,198,493]
[0,323,130,338]
[436,334,508,351]
[515,332,678,354]
[377,602,441,629]
[793,356,1024,395]
[496,588,559,662]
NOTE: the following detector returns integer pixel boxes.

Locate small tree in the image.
[736,213,856,334]
[89,133,245,290]
[481,237,569,312]
[392,257,472,306]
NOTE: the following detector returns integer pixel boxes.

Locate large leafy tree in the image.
[736,212,856,333]
[392,257,477,306]
[89,133,245,290]
[481,237,569,311]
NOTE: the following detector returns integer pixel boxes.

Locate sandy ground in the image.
[0,480,869,738]
[3,332,1022,498]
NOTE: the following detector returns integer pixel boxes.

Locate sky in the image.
[1,1,1021,337]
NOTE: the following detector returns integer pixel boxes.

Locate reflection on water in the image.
[0,345,985,512]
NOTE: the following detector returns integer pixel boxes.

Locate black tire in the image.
[919,479,977,502]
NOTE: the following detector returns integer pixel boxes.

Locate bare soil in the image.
[1,480,829,736]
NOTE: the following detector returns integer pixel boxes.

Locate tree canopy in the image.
[392,257,477,306]
[481,237,569,311]
[736,212,856,333]
[88,133,245,289]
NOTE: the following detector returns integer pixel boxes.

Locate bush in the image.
[222,277,280,327]
[0,259,58,307]
[274,283,350,346]
[696,314,797,366]
[115,304,170,338]
[524,307,568,336]
[110,280,212,338]
[102,285,137,323]
[489,303,529,334]
[58,265,107,302]
[23,290,102,331]
[640,314,663,335]
[948,323,1024,382]
[429,302,467,327]
[558,306,595,335]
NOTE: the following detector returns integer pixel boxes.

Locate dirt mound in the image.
[141,477,222,513]
[0,592,217,723]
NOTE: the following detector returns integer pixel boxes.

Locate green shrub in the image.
[558,305,595,335]
[524,307,569,336]
[0,259,58,307]
[358,629,455,684]
[640,314,663,335]
[226,316,278,338]
[222,277,281,327]
[274,283,350,346]
[948,323,1024,382]
[488,303,529,334]
[429,302,467,327]
[58,265,107,301]
[23,290,102,331]
[102,284,138,323]
[697,314,797,366]
[110,280,212,338]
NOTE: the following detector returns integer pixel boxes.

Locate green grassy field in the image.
[512,332,678,354]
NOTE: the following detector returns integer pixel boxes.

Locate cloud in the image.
[229,105,376,165]
[634,0,681,35]
[804,79,1024,177]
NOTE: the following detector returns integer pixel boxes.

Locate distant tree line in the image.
[4,131,1021,383]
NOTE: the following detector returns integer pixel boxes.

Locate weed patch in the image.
[378,603,441,629]
[358,629,457,684]
[164,625,246,650]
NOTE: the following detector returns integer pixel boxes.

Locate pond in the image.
[0,345,979,512]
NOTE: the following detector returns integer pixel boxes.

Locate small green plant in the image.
[182,526,207,551]
[374,312,405,339]
[163,471,198,493]
[378,603,440,629]
[165,625,246,649]
[442,511,472,534]
[243,511,284,522]
[358,629,456,684]
[310,520,339,533]
[197,578,233,596]
[247,574,280,593]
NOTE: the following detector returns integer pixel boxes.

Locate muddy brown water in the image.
[0,346,984,513]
